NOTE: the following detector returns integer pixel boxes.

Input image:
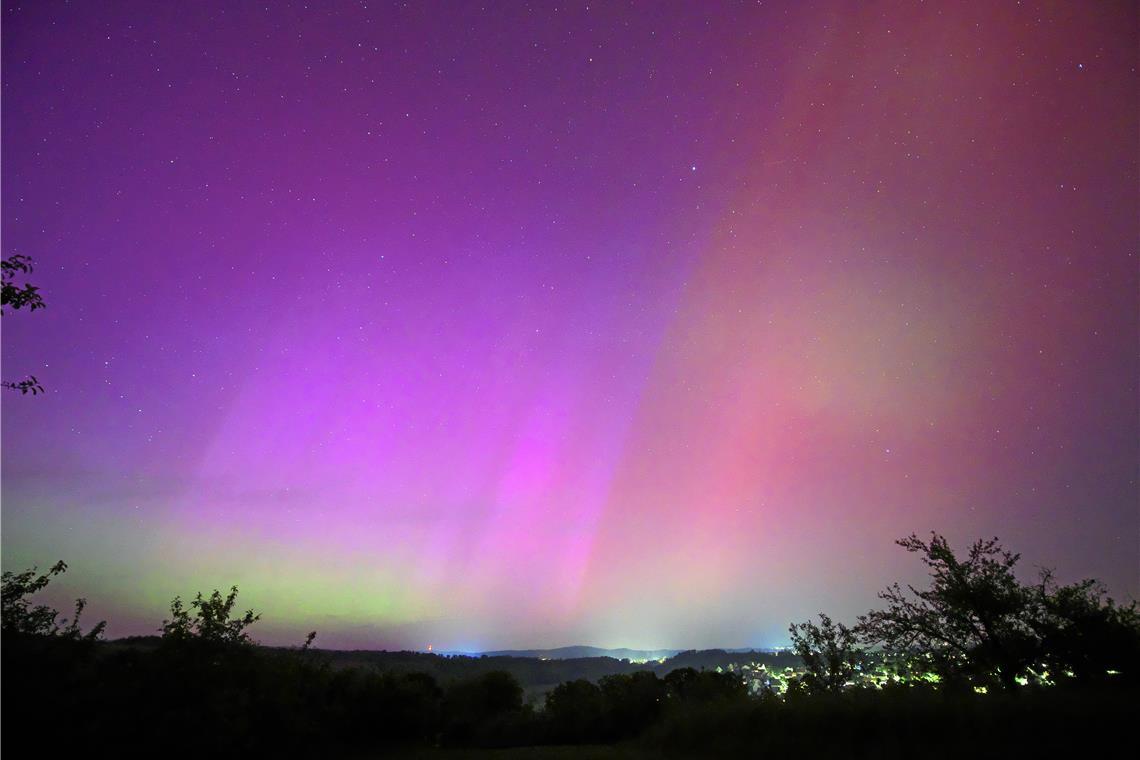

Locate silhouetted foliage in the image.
[643,682,1134,758]
[0,375,44,395]
[545,678,605,742]
[598,670,667,739]
[663,667,749,704]
[857,533,1040,689]
[290,645,796,689]
[788,613,862,694]
[2,561,109,757]
[858,532,1140,690]
[1,254,45,314]
[323,667,443,746]
[1,560,105,640]
[160,585,261,645]
[2,547,1135,756]
[2,254,48,395]
[1029,570,1140,684]
[442,670,529,746]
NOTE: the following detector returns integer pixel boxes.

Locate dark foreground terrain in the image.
[5,535,1136,757]
[3,632,1135,759]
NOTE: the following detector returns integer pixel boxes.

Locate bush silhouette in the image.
[161,585,260,645]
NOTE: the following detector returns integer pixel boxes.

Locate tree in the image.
[856,532,1140,691]
[788,613,862,694]
[1029,570,1140,684]
[545,679,604,742]
[442,671,526,745]
[1,560,105,640]
[2,253,47,395]
[597,671,666,738]
[858,533,1044,690]
[160,585,260,646]
[662,666,748,704]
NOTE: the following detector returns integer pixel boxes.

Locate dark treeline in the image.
[4,628,1135,758]
[101,637,797,693]
[2,625,750,754]
[3,534,1138,758]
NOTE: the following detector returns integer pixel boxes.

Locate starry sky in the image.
[2,1,1137,650]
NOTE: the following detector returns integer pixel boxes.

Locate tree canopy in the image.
[858,532,1140,689]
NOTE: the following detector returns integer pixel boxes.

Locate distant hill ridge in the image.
[482,645,682,661]
[110,636,782,662]
[478,646,787,662]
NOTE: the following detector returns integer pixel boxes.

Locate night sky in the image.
[2,1,1136,650]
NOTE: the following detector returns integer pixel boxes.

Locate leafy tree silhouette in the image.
[2,254,46,395]
[1,254,45,314]
[788,613,862,694]
[442,670,526,746]
[161,585,260,645]
[1,560,105,640]
[544,679,604,742]
[598,671,666,739]
[858,532,1044,690]
[1029,569,1140,684]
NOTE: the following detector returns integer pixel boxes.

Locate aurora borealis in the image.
[2,1,1136,650]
